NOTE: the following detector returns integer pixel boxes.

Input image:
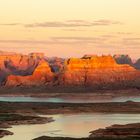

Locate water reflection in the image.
[2,113,140,140]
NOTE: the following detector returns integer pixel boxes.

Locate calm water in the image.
[0,96,140,103]
[2,113,140,140]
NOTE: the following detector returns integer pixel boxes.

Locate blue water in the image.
[0,96,140,103]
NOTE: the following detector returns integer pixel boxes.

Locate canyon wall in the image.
[0,52,140,90]
[58,56,140,89]
[6,60,54,87]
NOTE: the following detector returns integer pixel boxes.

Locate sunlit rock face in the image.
[1,52,140,89]
[5,60,54,87]
[4,55,39,75]
[58,55,140,88]
[0,53,45,84]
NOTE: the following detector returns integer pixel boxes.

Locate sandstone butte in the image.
[5,60,54,87]
[0,53,44,74]
[4,55,140,88]
[58,55,140,87]
[0,53,46,84]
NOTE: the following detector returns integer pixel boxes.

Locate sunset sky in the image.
[0,0,140,58]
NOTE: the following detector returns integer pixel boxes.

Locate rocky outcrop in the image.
[0,113,53,138]
[134,59,140,70]
[114,54,140,70]
[5,60,54,87]
[0,53,45,84]
[58,56,140,89]
[47,57,65,73]
[114,54,133,65]
[0,130,13,138]
[90,123,140,139]
[1,52,140,89]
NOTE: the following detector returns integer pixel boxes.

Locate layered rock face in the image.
[1,52,140,89]
[0,52,45,84]
[90,123,140,139]
[6,60,54,87]
[58,56,140,88]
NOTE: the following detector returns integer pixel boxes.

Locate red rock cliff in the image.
[58,56,140,87]
[5,60,54,87]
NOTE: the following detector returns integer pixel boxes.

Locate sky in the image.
[0,0,140,58]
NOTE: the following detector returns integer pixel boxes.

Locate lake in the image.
[2,113,140,140]
[0,96,140,103]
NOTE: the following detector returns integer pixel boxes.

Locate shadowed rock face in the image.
[114,55,133,65]
[5,60,54,87]
[58,56,140,88]
[134,59,140,70]
[114,54,140,70]
[47,57,65,73]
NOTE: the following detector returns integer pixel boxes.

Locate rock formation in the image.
[5,60,54,87]
[58,55,140,89]
[1,52,140,90]
[114,54,133,65]
[47,57,65,73]
[134,58,140,70]
[90,123,140,139]
[0,52,46,85]
[0,130,13,138]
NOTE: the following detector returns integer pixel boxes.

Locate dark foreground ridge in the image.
[0,130,13,138]
[90,123,140,139]
[0,101,140,114]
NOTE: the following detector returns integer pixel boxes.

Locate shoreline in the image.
[0,89,140,99]
[0,113,53,138]
[0,87,140,96]
[0,101,140,114]
[0,101,140,139]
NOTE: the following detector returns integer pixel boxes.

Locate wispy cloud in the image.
[122,37,140,46]
[0,19,122,29]
[25,19,122,28]
[51,36,107,44]
[123,38,140,41]
[0,36,107,45]
[0,23,21,26]
[0,39,51,45]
